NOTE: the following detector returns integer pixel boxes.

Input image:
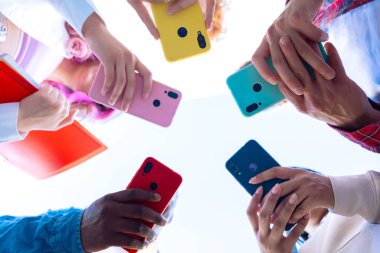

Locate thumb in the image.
[324,42,347,79]
[168,0,195,15]
[57,109,78,129]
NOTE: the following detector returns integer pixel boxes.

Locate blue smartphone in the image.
[225,140,294,230]
[226,42,328,117]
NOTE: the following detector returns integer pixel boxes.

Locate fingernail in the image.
[122,104,129,112]
[154,193,161,200]
[295,87,304,95]
[326,70,335,80]
[268,77,277,84]
[143,241,149,248]
[167,8,174,14]
[272,184,280,195]
[279,37,289,46]
[249,177,257,184]
[255,186,263,195]
[109,99,116,106]
[144,92,150,99]
[288,194,297,205]
[321,32,329,41]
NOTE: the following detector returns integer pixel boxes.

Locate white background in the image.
[0,1,379,253]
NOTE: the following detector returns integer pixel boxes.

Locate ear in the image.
[66,37,91,60]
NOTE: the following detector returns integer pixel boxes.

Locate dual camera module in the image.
[177,27,207,49]
[246,83,263,113]
[143,162,158,191]
[152,90,179,108]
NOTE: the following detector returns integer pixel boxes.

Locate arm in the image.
[0,208,85,253]
[0,103,27,143]
[331,100,380,153]
[330,171,380,223]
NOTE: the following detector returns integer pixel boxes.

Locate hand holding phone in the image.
[124,157,183,253]
[151,2,211,61]
[227,42,328,117]
[89,65,182,127]
[225,140,294,230]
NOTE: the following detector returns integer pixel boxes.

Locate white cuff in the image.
[0,103,28,143]
[50,0,98,37]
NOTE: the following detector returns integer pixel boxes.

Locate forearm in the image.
[0,208,85,253]
[0,103,27,143]
[330,171,380,223]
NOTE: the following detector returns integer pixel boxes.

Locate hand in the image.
[250,167,333,225]
[127,0,216,37]
[251,0,334,95]
[81,189,168,252]
[278,39,380,130]
[247,185,310,253]
[17,85,77,134]
[82,13,153,112]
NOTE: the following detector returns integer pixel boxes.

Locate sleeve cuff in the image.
[330,173,375,221]
[52,1,98,37]
[0,103,28,143]
[51,208,86,253]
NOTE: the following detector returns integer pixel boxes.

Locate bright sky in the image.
[0,1,379,253]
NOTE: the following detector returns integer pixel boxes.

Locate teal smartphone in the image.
[226,42,328,117]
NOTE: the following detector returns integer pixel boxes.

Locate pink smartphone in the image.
[89,65,182,127]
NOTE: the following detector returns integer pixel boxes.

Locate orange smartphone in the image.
[124,157,183,253]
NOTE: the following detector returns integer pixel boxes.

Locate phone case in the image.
[225,140,293,231]
[226,42,328,117]
[89,65,182,127]
[125,157,183,253]
[151,2,211,62]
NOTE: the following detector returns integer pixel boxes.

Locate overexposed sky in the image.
[0,1,379,253]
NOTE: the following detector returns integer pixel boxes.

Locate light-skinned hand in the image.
[278,39,380,131]
[247,184,310,253]
[17,85,77,134]
[251,0,334,95]
[250,167,333,225]
[82,13,153,112]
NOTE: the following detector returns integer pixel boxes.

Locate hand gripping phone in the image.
[124,157,183,253]
[226,42,328,117]
[89,65,182,127]
[151,1,211,62]
[225,140,293,231]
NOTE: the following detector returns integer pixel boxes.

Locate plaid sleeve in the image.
[331,100,380,153]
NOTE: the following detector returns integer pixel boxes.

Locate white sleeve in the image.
[330,171,380,223]
[0,103,28,143]
[46,0,98,37]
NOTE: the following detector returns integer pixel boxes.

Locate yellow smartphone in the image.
[151,1,211,62]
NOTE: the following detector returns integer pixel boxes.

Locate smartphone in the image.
[225,140,294,231]
[89,65,182,127]
[151,2,211,62]
[124,157,183,253]
[226,42,328,117]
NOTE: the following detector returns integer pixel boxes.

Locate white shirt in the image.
[299,171,380,253]
[0,0,96,143]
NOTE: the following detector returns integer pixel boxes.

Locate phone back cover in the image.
[125,157,182,253]
[89,66,182,127]
[227,62,285,117]
[151,2,211,62]
[225,140,285,198]
[0,57,106,179]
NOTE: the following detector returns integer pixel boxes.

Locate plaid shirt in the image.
[286,0,380,153]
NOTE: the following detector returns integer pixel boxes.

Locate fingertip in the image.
[321,32,329,42]
[249,177,258,184]
[154,193,161,201]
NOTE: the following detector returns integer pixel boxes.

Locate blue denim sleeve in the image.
[0,208,86,253]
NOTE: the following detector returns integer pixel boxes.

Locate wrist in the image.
[82,12,107,41]
[334,100,380,131]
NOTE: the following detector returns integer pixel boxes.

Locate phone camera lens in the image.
[249,162,258,172]
[178,27,188,38]
[153,99,161,107]
[144,162,153,173]
[150,182,158,191]
[167,91,179,99]
[253,83,262,92]
[246,103,259,113]
[197,31,207,49]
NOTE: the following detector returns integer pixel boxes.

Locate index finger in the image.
[251,36,278,85]
[258,184,281,236]
[205,0,216,30]
[249,167,299,184]
[110,189,161,203]
[128,0,160,39]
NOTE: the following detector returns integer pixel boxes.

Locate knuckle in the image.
[127,189,138,199]
[259,210,270,220]
[134,206,145,217]
[272,57,285,69]
[273,20,285,35]
[289,11,301,26]
[135,223,147,234]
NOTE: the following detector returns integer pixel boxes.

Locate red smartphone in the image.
[124,157,183,253]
